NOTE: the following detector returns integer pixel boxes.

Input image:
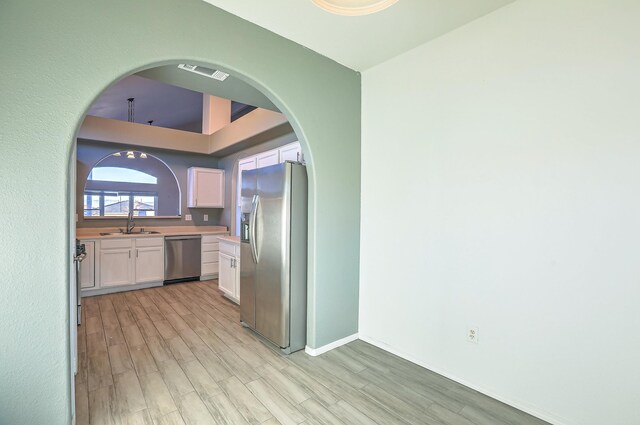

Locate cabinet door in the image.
[79,241,95,289]
[218,252,235,297]
[278,142,301,163]
[189,168,225,208]
[257,149,279,168]
[100,248,134,287]
[233,255,241,301]
[135,246,164,284]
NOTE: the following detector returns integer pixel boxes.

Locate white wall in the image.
[360,1,640,425]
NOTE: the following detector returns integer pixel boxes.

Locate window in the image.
[83,150,181,218]
[88,167,157,184]
[84,190,158,217]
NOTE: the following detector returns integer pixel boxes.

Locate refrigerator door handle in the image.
[250,194,259,263]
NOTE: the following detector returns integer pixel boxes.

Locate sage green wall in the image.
[0,1,361,424]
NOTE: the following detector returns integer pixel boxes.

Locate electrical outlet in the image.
[467,326,479,344]
[204,214,209,222]
[185,214,192,221]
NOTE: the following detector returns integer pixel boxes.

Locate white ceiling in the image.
[202,0,514,71]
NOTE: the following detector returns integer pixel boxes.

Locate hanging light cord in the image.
[127,97,135,123]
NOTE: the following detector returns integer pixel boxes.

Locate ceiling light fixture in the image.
[140,153,148,159]
[311,0,398,16]
[126,151,135,159]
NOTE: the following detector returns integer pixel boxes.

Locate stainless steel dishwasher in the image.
[164,235,202,284]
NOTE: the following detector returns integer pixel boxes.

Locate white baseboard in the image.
[81,281,163,297]
[305,333,359,356]
[359,334,572,425]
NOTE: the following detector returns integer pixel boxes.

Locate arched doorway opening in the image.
[68,59,314,419]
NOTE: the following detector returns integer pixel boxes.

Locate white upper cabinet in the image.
[188,167,225,208]
[235,142,302,235]
[256,149,279,168]
[278,142,302,163]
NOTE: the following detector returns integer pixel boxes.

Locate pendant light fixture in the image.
[311,0,398,16]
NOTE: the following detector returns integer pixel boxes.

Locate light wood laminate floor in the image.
[76,281,549,425]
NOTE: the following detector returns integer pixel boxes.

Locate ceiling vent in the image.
[178,64,229,81]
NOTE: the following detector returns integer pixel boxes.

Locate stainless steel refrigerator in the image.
[239,161,307,354]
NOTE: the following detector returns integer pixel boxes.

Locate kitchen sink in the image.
[99,230,161,236]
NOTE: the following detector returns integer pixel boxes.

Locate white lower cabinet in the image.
[100,248,134,287]
[201,234,225,280]
[81,236,164,294]
[99,239,135,287]
[134,238,165,284]
[218,240,240,303]
[219,252,237,297]
[79,241,96,289]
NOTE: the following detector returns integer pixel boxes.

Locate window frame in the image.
[83,190,159,218]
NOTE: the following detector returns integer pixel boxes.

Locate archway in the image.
[67,58,315,415]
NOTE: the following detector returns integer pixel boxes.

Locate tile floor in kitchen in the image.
[76,281,549,425]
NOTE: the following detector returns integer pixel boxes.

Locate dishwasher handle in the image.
[165,235,202,241]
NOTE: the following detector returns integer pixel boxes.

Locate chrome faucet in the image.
[126,211,135,234]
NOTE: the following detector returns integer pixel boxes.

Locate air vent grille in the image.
[178,64,229,81]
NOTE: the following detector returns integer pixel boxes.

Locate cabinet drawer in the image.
[202,234,223,244]
[202,242,219,253]
[202,251,218,264]
[135,237,164,247]
[101,238,133,249]
[202,262,219,275]
[219,241,238,256]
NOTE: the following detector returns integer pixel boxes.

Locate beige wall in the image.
[202,95,231,135]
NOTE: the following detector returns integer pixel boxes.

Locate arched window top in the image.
[84,150,180,218]
[89,167,158,184]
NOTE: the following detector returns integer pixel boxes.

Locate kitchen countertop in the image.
[218,235,241,245]
[77,226,228,239]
